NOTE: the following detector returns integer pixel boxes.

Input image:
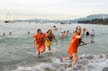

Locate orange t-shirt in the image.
[68,33,80,55]
[33,33,46,52]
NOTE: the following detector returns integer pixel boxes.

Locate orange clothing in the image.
[68,33,80,55]
[33,33,46,52]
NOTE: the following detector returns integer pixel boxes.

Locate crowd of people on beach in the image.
[33,25,95,68]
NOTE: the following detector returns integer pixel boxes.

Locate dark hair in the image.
[37,29,41,33]
[47,29,52,33]
[74,26,81,34]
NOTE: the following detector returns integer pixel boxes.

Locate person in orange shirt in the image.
[33,29,46,56]
[61,26,86,67]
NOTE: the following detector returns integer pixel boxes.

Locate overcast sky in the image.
[0,0,108,20]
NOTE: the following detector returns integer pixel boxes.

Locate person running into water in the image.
[33,29,46,56]
[61,26,86,67]
[45,29,57,50]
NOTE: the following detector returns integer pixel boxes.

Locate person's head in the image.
[67,30,69,33]
[54,25,56,27]
[75,26,81,34]
[37,29,42,34]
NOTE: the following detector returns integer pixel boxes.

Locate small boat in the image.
[4,20,14,23]
[4,20,10,23]
[4,11,14,23]
[60,22,65,24]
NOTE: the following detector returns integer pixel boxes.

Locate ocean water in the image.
[0,22,108,71]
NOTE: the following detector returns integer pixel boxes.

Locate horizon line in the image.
[0,13,108,21]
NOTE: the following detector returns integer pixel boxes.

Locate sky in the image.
[0,0,108,20]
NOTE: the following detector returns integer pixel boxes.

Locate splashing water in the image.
[0,22,108,71]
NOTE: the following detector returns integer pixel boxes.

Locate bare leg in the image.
[48,46,51,50]
[61,56,73,62]
[37,51,40,57]
[72,53,78,67]
[40,49,45,53]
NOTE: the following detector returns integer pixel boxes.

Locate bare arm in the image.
[76,28,86,39]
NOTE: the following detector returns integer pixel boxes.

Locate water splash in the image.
[13,54,108,71]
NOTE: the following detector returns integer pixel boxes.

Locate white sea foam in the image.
[13,54,108,71]
[1,23,108,71]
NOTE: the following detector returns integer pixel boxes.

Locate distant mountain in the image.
[72,14,108,24]
[86,14,108,19]
[73,14,108,23]
[15,19,73,24]
[15,14,108,24]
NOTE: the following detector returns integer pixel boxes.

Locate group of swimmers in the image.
[85,29,94,36]
[33,26,93,68]
[0,32,12,36]
[1,32,31,36]
[61,30,69,39]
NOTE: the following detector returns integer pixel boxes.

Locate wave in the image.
[12,54,108,71]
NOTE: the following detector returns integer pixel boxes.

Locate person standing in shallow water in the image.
[65,30,69,37]
[60,31,65,39]
[45,29,57,50]
[86,30,90,36]
[33,29,46,56]
[61,26,86,67]
[3,32,5,36]
[90,29,95,43]
[9,32,12,36]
